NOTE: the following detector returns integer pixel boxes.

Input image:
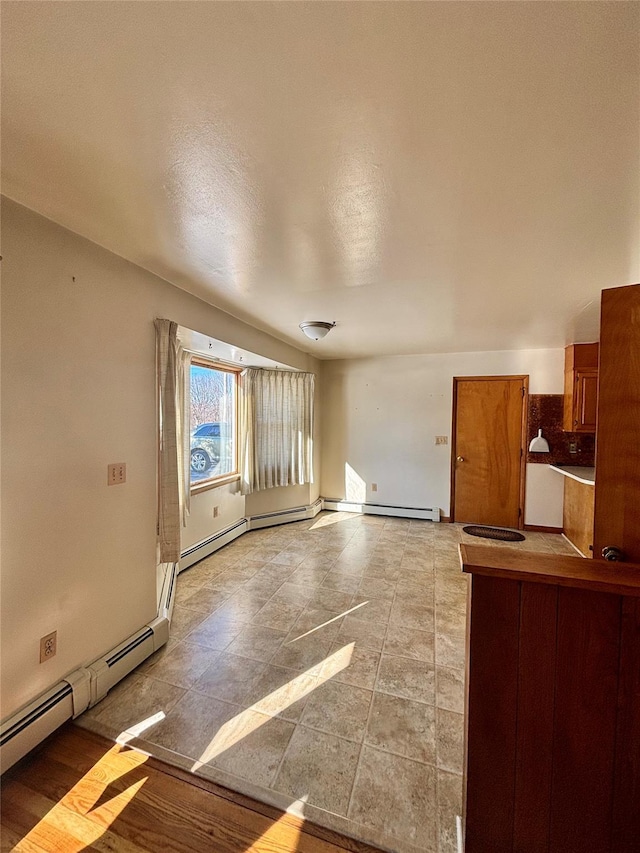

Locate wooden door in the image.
[451,376,527,528]
[593,283,640,563]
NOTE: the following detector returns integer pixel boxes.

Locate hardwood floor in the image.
[1,725,382,853]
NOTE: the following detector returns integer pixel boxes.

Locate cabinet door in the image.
[575,370,598,431]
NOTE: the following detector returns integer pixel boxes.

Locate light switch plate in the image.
[435,436,448,445]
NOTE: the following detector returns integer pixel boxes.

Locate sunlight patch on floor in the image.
[286,601,368,643]
[21,742,149,851]
[191,643,355,772]
[116,711,166,746]
[309,511,360,530]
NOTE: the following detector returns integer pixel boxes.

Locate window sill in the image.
[190,473,241,495]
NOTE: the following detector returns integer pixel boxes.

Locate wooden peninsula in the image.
[460,543,640,853]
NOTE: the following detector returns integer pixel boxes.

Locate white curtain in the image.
[239,369,314,495]
[155,319,191,563]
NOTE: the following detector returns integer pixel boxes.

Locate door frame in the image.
[450,375,529,529]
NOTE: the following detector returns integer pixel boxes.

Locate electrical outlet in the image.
[108,463,126,485]
[435,436,448,445]
[371,483,378,492]
[213,506,219,518]
[40,631,57,663]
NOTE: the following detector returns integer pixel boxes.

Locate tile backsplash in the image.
[526,394,595,466]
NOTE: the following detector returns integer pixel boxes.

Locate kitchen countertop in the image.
[549,464,595,485]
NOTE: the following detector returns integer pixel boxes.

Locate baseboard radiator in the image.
[247,498,323,530]
[179,518,248,572]
[0,561,177,773]
[322,498,441,522]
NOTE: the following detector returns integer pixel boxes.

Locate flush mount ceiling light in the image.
[299,321,336,341]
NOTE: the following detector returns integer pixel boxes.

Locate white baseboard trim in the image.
[179,518,248,572]
[247,498,323,530]
[0,561,178,773]
[322,498,441,522]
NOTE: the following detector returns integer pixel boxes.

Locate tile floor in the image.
[78,512,577,853]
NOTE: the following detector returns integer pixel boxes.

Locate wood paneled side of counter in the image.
[461,545,640,853]
[563,475,595,557]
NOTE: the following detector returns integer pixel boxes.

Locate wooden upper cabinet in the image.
[563,343,599,432]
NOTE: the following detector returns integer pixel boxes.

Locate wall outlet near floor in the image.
[213,506,219,518]
[371,483,378,492]
[107,463,126,485]
[40,631,57,663]
[435,436,448,445]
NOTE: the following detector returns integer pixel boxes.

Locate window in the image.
[189,359,238,488]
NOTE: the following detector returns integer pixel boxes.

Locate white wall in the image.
[320,350,565,526]
[1,199,319,719]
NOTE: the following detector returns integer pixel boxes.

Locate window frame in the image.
[189,356,241,494]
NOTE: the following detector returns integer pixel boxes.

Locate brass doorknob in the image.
[456,456,465,462]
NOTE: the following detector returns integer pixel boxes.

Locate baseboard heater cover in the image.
[179,518,248,571]
[248,498,323,530]
[0,671,90,774]
[0,563,177,773]
[322,499,440,522]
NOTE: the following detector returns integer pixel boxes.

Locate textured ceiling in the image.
[2,2,638,358]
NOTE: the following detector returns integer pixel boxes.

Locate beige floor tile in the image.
[244,664,318,722]
[437,770,463,853]
[436,708,465,774]
[173,579,206,606]
[225,624,288,663]
[288,606,345,643]
[274,726,361,816]
[252,598,305,632]
[308,587,355,613]
[182,586,230,612]
[348,746,437,852]
[389,599,435,632]
[89,674,185,734]
[337,615,386,652]
[241,576,285,598]
[193,652,266,704]
[297,553,339,571]
[395,575,435,598]
[213,593,271,622]
[287,565,330,587]
[376,654,435,704]
[135,637,180,674]
[186,612,246,650]
[145,641,220,689]
[322,643,381,690]
[356,577,397,600]
[270,633,334,673]
[435,602,467,635]
[168,605,210,639]
[149,691,241,758]
[365,692,436,764]
[212,712,296,787]
[270,550,307,567]
[206,573,249,597]
[435,632,466,670]
[300,680,373,743]
[436,666,465,713]
[348,596,392,625]
[384,625,435,661]
[321,572,362,593]
[362,564,400,582]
